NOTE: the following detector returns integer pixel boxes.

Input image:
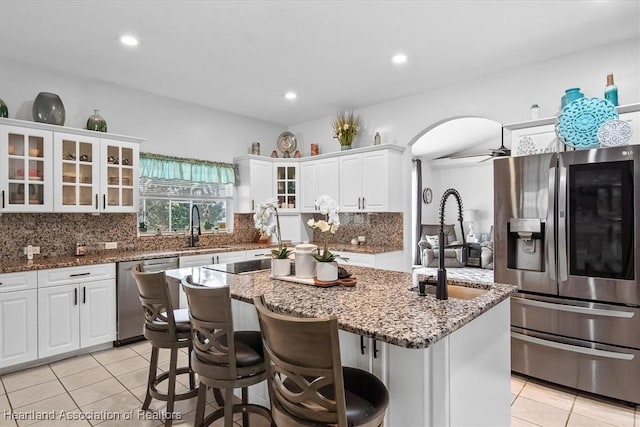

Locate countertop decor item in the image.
[86,109,107,132]
[276,131,297,156]
[32,92,66,125]
[597,119,632,147]
[560,87,584,109]
[332,111,360,150]
[307,194,340,265]
[0,97,8,118]
[604,73,619,106]
[555,97,618,148]
[254,197,290,259]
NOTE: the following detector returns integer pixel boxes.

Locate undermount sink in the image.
[423,283,489,300]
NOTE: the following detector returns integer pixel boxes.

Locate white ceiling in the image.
[1,1,638,127]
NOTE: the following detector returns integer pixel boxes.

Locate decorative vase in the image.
[560,88,584,110]
[271,258,291,277]
[340,144,352,151]
[316,261,338,282]
[0,97,8,118]
[294,243,317,278]
[86,109,108,132]
[32,92,65,125]
[604,73,619,106]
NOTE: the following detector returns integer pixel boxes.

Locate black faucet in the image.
[188,205,201,247]
[437,188,466,300]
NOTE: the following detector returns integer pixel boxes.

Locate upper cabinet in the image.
[235,157,273,213]
[0,125,53,212]
[1,118,144,213]
[235,144,404,214]
[339,148,403,212]
[300,157,339,212]
[274,163,298,212]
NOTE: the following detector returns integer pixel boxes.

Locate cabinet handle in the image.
[95,194,98,210]
[360,335,366,355]
[103,194,106,210]
[1,190,4,208]
[251,200,255,211]
[362,197,365,209]
[70,272,91,277]
[74,288,78,305]
[373,339,379,359]
[357,197,361,209]
[83,287,86,304]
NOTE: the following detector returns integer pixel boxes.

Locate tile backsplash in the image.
[0,211,402,262]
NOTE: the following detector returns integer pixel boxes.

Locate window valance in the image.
[140,152,235,184]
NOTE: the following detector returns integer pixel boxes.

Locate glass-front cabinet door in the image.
[274,163,297,211]
[100,139,138,212]
[53,133,100,212]
[0,125,53,212]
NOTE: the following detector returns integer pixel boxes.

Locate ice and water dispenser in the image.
[507,218,545,272]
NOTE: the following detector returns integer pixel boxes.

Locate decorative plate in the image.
[555,97,618,148]
[597,119,633,147]
[276,131,297,154]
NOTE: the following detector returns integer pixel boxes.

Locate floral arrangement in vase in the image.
[254,198,290,259]
[307,195,340,262]
[332,111,361,150]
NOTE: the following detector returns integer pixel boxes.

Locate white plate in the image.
[597,119,633,147]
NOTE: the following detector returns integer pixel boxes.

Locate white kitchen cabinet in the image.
[244,248,274,260]
[0,271,38,368]
[0,124,53,212]
[235,157,273,213]
[333,251,375,267]
[1,118,142,213]
[37,264,116,358]
[339,148,402,212]
[300,157,339,212]
[274,163,298,212]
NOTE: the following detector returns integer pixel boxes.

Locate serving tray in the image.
[269,275,356,288]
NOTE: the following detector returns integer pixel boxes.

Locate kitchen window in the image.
[138,153,235,234]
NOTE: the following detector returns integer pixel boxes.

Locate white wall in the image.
[289,38,640,270]
[1,59,285,163]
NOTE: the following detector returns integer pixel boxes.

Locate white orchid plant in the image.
[254,198,290,259]
[307,195,340,262]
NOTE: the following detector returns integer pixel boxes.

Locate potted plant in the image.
[307,195,340,281]
[332,111,360,150]
[254,198,291,276]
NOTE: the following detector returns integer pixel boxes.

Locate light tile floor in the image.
[1,341,638,426]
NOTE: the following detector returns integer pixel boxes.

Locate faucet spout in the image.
[189,205,201,247]
[437,188,466,300]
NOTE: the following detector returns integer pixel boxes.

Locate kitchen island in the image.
[165,264,516,427]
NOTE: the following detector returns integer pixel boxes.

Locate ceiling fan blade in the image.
[446,152,491,160]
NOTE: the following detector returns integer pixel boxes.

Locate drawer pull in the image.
[69,272,91,277]
[515,298,634,318]
[360,335,366,355]
[512,332,634,360]
[74,288,78,305]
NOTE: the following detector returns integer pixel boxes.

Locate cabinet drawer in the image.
[0,271,37,293]
[245,248,274,259]
[38,264,116,287]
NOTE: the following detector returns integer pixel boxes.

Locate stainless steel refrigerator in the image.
[494,145,640,404]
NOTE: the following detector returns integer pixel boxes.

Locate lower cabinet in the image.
[0,271,38,368]
[37,264,116,359]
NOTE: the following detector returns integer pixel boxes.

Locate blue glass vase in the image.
[560,88,584,109]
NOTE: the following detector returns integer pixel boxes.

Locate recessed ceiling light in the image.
[392,53,407,64]
[284,92,297,100]
[119,35,140,47]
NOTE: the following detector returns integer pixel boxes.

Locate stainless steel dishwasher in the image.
[115,257,179,345]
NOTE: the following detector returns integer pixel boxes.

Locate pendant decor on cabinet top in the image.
[86,109,108,132]
[32,92,66,125]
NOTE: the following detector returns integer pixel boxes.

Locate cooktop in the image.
[203,258,273,274]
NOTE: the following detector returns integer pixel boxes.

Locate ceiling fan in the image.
[442,132,511,162]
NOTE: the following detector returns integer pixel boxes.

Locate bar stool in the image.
[181,276,271,427]
[131,264,198,427]
[254,295,389,427]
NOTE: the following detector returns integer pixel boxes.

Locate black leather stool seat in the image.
[215,331,265,367]
[284,367,389,426]
[146,309,192,334]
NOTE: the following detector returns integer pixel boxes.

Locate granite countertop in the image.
[0,243,401,273]
[165,265,516,349]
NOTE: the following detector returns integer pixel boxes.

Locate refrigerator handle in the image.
[557,160,568,282]
[547,162,556,281]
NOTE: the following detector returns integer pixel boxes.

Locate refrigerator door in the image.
[494,153,557,294]
[558,146,639,305]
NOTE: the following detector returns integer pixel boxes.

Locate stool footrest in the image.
[149,368,199,402]
[203,403,271,427]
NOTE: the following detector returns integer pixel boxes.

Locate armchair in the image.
[418,224,465,268]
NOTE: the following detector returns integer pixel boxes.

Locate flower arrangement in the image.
[307,195,340,262]
[254,198,290,259]
[332,111,360,148]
